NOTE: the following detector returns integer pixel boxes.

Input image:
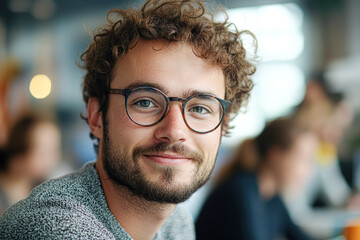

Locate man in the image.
[0,0,256,239]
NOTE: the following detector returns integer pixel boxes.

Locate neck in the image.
[256,165,278,199]
[96,158,176,240]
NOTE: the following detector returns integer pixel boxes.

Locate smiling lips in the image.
[144,153,192,166]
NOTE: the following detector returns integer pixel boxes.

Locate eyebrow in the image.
[123,81,164,91]
[121,81,219,98]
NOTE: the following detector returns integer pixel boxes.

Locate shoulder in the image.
[215,171,258,198]
[157,205,195,240]
[0,163,115,239]
[0,198,114,239]
[0,185,10,214]
[228,171,257,186]
[270,194,289,213]
[29,162,98,200]
[197,171,259,217]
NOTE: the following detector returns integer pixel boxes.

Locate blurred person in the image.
[196,118,318,240]
[0,112,61,214]
[0,59,21,147]
[0,0,257,239]
[284,72,355,219]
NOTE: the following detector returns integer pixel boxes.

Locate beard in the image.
[101,118,216,204]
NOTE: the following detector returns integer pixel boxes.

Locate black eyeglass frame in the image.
[107,86,230,134]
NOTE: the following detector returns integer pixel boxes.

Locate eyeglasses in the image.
[108,86,230,134]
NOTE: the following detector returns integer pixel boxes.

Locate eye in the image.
[189,106,210,114]
[135,99,155,108]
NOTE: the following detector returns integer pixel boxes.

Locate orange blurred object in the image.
[343,219,360,240]
[0,59,21,147]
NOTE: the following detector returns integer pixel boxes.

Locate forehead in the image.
[111,39,225,98]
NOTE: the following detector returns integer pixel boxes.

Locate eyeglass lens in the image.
[125,88,224,133]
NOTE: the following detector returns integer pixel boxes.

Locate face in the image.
[97,40,225,203]
[275,133,318,194]
[24,123,61,181]
[321,101,353,145]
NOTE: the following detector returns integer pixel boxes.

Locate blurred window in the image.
[222,3,306,146]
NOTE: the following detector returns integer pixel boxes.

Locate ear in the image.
[88,98,103,139]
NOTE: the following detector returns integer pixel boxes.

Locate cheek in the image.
[107,102,129,129]
[107,104,135,140]
[107,110,156,153]
[195,130,222,162]
[294,158,313,181]
[280,157,312,189]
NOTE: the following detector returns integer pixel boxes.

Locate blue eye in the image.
[191,106,207,113]
[136,100,154,108]
[189,105,211,115]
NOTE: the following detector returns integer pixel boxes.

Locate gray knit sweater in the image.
[0,162,195,240]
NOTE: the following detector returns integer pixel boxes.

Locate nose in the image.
[154,102,188,143]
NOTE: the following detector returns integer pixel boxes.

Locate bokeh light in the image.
[29,74,52,99]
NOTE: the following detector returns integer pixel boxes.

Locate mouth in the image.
[143,152,192,166]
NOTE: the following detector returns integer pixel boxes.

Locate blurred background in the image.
[1,0,360,238]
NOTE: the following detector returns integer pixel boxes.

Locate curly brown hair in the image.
[80,0,256,146]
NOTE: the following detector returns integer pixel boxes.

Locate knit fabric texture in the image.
[0,162,195,240]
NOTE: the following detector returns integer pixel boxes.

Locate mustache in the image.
[133,142,203,164]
